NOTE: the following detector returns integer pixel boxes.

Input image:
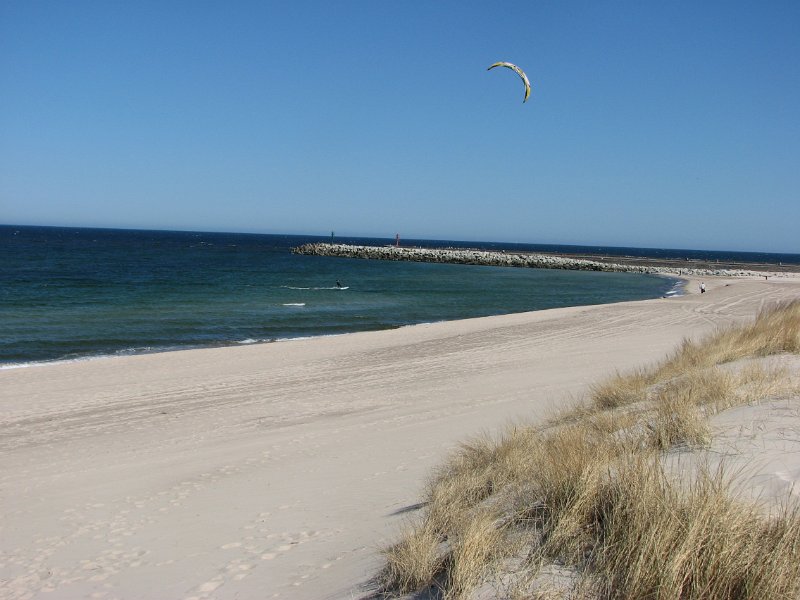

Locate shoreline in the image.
[2,277,799,599]
[0,329,395,371]
[293,242,800,277]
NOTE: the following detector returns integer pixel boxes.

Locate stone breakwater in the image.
[292,243,785,278]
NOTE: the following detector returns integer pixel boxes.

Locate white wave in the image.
[274,331,348,343]
[281,286,349,290]
[114,346,154,356]
[283,303,306,307]
[0,361,45,370]
[0,355,111,370]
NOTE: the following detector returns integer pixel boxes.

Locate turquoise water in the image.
[1,226,685,366]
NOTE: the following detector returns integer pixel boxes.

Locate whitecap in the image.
[281,285,349,290]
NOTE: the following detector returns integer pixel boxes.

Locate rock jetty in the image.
[292,243,779,278]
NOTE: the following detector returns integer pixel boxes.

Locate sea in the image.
[2,225,796,368]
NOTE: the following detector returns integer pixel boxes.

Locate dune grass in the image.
[585,458,800,599]
[379,300,800,599]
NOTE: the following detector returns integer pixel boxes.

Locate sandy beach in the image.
[1,276,799,600]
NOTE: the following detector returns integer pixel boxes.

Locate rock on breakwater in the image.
[291,243,784,278]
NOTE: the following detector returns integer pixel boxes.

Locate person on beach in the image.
[700,282,706,294]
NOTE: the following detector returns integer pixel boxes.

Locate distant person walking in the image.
[700,282,706,294]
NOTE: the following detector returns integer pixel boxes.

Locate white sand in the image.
[663,353,800,509]
[1,277,799,599]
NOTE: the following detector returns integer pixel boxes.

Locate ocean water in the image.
[0,225,719,367]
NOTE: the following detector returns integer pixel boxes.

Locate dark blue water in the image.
[1,224,754,367]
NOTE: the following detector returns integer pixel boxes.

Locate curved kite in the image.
[487,62,531,103]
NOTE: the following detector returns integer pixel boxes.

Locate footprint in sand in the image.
[197,579,222,593]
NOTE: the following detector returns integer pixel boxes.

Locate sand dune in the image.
[1,276,798,599]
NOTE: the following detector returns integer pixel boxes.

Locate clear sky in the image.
[1,1,798,252]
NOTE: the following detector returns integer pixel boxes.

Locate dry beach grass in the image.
[380,301,800,599]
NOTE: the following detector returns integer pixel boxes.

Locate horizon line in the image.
[2,222,798,257]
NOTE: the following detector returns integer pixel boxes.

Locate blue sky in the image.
[1,1,798,252]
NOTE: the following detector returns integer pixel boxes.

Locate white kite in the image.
[487,62,531,103]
